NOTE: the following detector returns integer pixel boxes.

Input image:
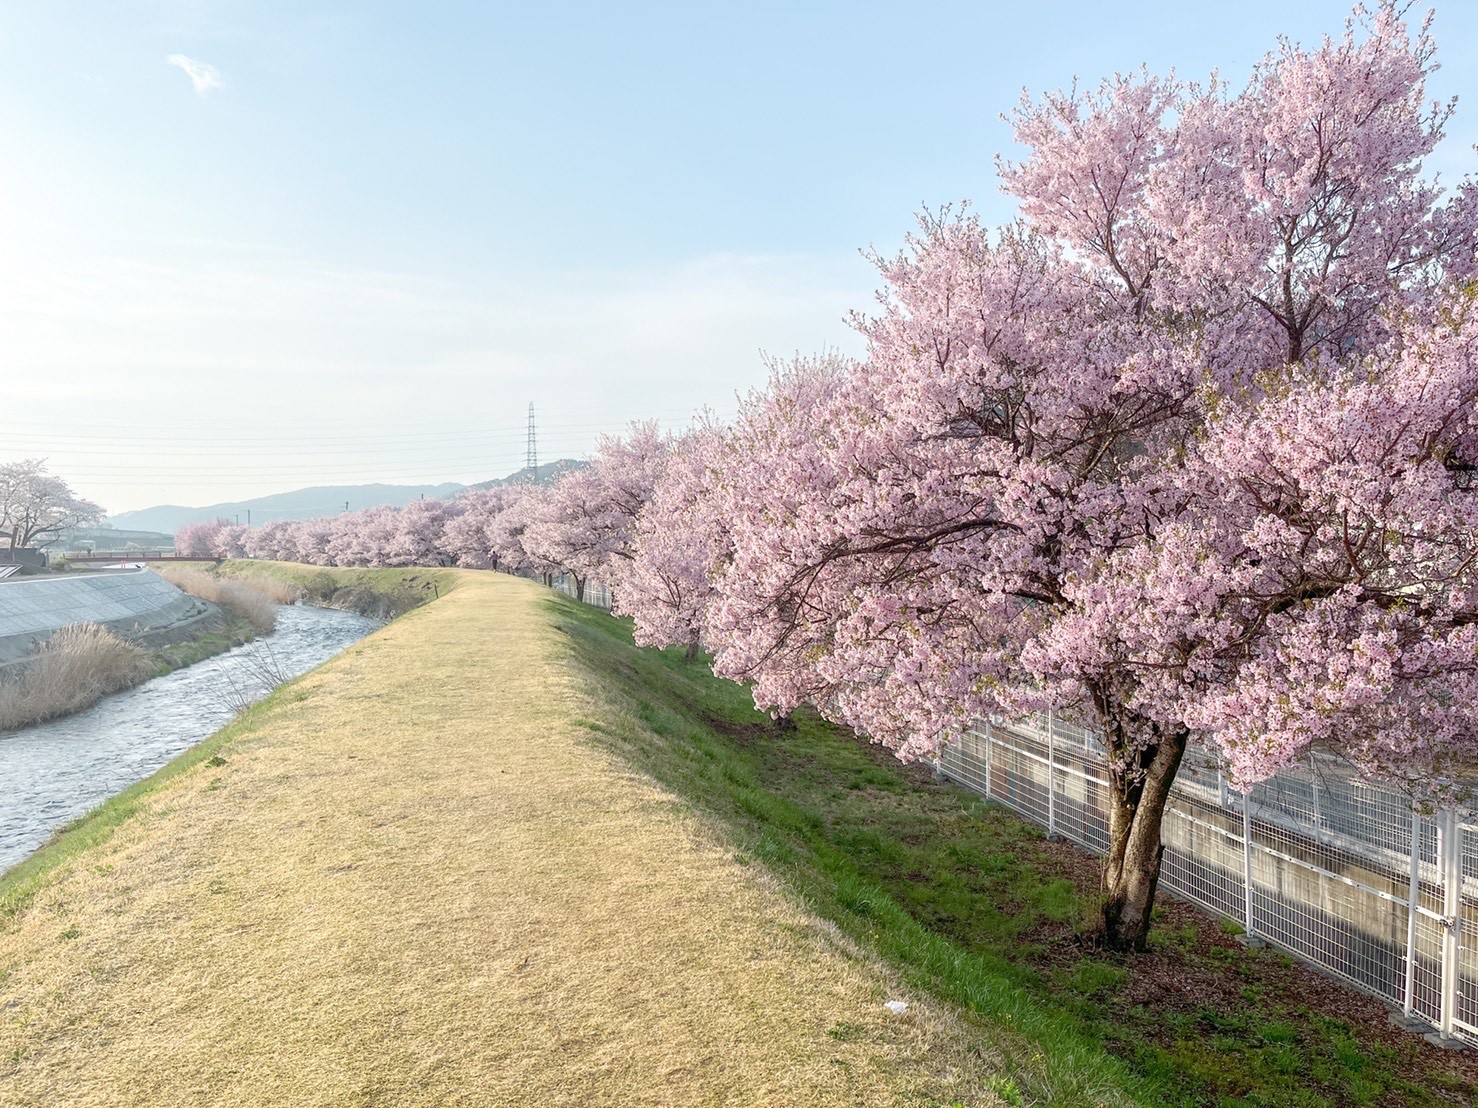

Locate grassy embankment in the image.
[211,558,453,621]
[0,566,1054,1108]
[147,559,435,674]
[551,598,1478,1107]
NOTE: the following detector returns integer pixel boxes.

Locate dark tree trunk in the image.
[1098,709,1190,951]
[683,639,702,662]
[574,575,586,602]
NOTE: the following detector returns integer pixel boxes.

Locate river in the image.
[0,603,381,874]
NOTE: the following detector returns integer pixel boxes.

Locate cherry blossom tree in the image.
[1173,301,1478,791]
[174,519,228,558]
[208,523,250,559]
[380,498,458,567]
[0,459,105,555]
[618,421,730,657]
[443,488,520,569]
[704,352,854,697]
[484,487,560,582]
[705,3,1478,949]
[523,423,669,601]
[285,516,336,566]
[242,519,296,562]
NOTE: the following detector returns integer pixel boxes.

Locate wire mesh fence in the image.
[937,717,1478,1047]
[548,574,613,611]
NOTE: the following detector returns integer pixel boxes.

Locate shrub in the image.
[154,566,292,635]
[0,624,155,730]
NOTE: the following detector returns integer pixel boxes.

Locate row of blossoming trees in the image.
[181,4,1478,950]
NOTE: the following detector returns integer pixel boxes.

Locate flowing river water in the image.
[0,603,381,874]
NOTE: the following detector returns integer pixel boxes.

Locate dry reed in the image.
[154,566,292,635]
[0,623,155,730]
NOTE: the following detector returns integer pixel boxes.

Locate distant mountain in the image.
[108,482,468,534]
[464,459,585,492]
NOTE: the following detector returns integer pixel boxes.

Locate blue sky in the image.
[2,1,1476,513]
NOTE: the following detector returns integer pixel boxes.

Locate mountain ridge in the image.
[109,483,467,534]
[108,460,588,534]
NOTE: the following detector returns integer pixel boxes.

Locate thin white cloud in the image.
[165,54,223,96]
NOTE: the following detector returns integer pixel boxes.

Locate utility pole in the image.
[246,509,252,527]
[344,501,350,513]
[526,402,539,480]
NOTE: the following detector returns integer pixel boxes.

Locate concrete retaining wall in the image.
[0,570,209,664]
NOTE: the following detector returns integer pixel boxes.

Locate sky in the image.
[2,1,1477,515]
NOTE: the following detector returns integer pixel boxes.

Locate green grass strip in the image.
[550,592,1165,1108]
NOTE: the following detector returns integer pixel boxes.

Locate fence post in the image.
[981,720,993,797]
[1437,810,1462,1042]
[1309,753,1323,842]
[1046,708,1057,837]
[1242,788,1257,941]
[1403,806,1421,1020]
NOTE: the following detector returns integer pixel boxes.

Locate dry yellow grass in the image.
[0,623,156,730]
[0,571,1007,1107]
[155,564,291,634]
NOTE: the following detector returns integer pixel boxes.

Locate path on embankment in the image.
[0,571,999,1107]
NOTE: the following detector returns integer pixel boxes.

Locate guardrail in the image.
[62,553,222,564]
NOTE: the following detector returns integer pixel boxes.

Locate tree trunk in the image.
[1099,714,1189,951]
[683,639,702,662]
[574,575,586,602]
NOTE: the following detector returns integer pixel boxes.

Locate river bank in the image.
[0,602,382,874]
[0,561,427,734]
[0,567,297,732]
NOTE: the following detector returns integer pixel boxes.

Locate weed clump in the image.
[155,566,294,634]
[0,623,155,730]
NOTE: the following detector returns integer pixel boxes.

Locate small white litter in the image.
[883,999,909,1015]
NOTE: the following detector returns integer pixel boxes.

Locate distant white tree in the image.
[0,459,105,554]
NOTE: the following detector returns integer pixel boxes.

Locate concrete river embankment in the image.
[0,569,209,665]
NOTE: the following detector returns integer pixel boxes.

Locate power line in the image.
[0,409,707,442]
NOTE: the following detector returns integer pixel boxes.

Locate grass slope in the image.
[550,597,1477,1108]
[1,568,1026,1107]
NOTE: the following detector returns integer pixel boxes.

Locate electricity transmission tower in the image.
[526,403,538,480]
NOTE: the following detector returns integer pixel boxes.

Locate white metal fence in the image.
[550,574,612,611]
[937,717,1478,1047]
